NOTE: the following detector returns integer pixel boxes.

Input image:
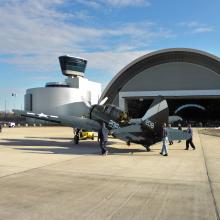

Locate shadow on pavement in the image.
[0,138,146,155]
[25,136,75,140]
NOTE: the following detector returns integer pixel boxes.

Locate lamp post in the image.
[12,93,17,109]
[4,99,6,120]
[12,93,17,122]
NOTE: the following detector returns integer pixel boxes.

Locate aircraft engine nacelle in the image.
[90,104,127,124]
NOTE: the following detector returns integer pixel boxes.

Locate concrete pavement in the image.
[0,127,219,220]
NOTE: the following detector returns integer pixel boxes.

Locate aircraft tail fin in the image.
[142,96,169,125]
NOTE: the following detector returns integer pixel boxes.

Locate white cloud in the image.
[76,0,151,8]
[0,0,170,75]
[194,27,214,33]
[75,0,102,9]
[83,50,149,74]
[179,21,214,34]
[106,0,151,7]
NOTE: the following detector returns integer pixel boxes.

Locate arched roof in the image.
[100,48,220,103]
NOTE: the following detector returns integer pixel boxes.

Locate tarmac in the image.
[0,126,219,220]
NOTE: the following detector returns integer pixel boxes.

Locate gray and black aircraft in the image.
[13,96,190,150]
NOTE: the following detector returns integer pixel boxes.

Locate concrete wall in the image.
[25,77,101,117]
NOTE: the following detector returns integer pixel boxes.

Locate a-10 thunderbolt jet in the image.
[13,96,189,150]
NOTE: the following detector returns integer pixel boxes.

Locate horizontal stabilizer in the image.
[113,124,142,134]
[112,124,145,142]
[166,128,190,141]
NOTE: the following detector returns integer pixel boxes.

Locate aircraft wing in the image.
[166,128,190,141]
[13,110,101,131]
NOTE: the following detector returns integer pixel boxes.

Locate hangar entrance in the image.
[126,98,220,126]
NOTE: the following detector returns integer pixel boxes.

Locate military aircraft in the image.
[13,96,190,150]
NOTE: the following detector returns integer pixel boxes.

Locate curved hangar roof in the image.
[101,48,220,104]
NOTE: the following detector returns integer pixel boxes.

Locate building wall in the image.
[110,62,220,106]
[25,77,101,117]
[26,87,83,116]
[121,62,220,92]
[101,48,220,105]
[65,77,101,105]
[99,48,220,124]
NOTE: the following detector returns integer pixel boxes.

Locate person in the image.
[98,123,109,155]
[168,123,173,145]
[178,123,182,143]
[73,128,81,144]
[145,145,151,152]
[160,123,168,156]
[185,124,196,150]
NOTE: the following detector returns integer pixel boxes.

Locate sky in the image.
[0,0,220,111]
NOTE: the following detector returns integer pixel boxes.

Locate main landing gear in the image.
[73,128,80,144]
[74,134,79,144]
[143,145,151,152]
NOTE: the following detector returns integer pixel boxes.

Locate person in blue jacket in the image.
[185,124,196,150]
[98,123,109,155]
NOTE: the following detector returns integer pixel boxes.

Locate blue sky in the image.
[0,0,219,111]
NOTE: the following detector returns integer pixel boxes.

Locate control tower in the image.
[25,55,101,118]
[59,55,87,77]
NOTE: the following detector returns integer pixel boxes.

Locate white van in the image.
[8,122,15,127]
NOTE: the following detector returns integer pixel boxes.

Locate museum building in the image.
[100,48,220,124]
[25,55,101,117]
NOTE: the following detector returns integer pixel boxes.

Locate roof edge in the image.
[100,48,220,100]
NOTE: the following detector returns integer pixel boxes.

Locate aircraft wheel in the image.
[144,145,151,152]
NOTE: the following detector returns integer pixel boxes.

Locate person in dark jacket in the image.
[178,123,182,143]
[185,124,196,150]
[98,123,109,155]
